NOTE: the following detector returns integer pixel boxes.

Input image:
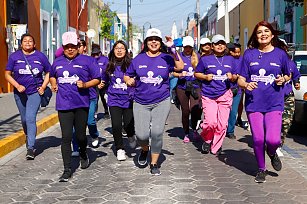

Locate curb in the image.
[0,113,59,158]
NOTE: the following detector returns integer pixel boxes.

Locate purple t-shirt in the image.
[176,52,200,90]
[284,59,301,96]
[6,50,51,94]
[239,48,291,112]
[96,55,109,77]
[126,52,175,105]
[231,56,243,95]
[50,54,101,110]
[102,65,133,108]
[195,54,236,99]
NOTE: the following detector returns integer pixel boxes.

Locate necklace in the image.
[258,50,264,59]
[214,55,224,67]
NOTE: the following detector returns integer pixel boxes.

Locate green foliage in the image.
[97,3,116,40]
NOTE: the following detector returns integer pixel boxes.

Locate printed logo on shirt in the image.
[224,65,231,68]
[270,62,280,67]
[250,62,259,66]
[18,66,39,75]
[113,78,127,90]
[208,65,216,68]
[140,71,163,86]
[185,67,194,77]
[251,68,275,85]
[58,71,79,84]
[157,65,166,69]
[212,70,227,82]
[56,66,63,69]
[17,60,25,63]
[34,61,42,64]
[98,63,104,65]
[73,65,83,68]
[139,65,147,68]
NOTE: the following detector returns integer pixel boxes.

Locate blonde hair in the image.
[191,50,199,68]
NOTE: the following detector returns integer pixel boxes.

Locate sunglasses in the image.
[147,37,161,42]
[213,41,226,46]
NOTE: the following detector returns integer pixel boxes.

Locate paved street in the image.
[1,104,307,203]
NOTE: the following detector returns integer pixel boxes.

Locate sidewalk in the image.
[0,93,58,157]
[1,104,307,203]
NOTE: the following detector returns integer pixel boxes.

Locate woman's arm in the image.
[194,72,213,81]
[77,79,100,89]
[37,72,50,95]
[5,70,25,93]
[124,75,135,86]
[49,77,58,92]
[238,75,258,91]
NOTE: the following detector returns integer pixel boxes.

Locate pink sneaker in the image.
[183,135,190,143]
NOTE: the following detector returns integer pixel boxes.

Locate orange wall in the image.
[68,0,88,33]
[0,1,8,93]
[28,0,40,51]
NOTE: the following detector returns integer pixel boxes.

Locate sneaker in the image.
[150,164,161,176]
[71,151,79,157]
[170,99,175,104]
[227,133,236,139]
[117,149,127,161]
[80,153,90,169]
[122,129,127,137]
[26,149,35,160]
[196,120,202,130]
[254,170,266,183]
[201,142,210,154]
[127,135,137,149]
[183,135,190,143]
[276,147,284,157]
[269,153,282,171]
[59,169,72,182]
[91,138,99,148]
[138,150,149,167]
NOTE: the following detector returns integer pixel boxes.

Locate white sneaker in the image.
[117,149,126,161]
[71,151,79,157]
[276,147,284,157]
[91,138,99,148]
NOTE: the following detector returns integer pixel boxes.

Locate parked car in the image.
[292,50,307,127]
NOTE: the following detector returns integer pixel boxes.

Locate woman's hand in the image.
[77,80,86,88]
[126,78,135,86]
[97,81,105,89]
[51,84,58,92]
[245,82,258,91]
[16,84,26,93]
[205,74,214,81]
[37,86,45,95]
[275,75,285,86]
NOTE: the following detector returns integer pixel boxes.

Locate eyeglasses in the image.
[114,47,125,51]
[147,37,161,42]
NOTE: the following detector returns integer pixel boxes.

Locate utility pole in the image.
[224,0,230,42]
[127,0,131,49]
[197,0,200,49]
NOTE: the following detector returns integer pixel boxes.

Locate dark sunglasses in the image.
[213,41,226,46]
[147,37,161,42]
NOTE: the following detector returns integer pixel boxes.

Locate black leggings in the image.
[176,88,202,134]
[58,108,89,169]
[109,106,134,150]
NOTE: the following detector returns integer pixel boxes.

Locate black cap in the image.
[226,43,235,49]
[91,46,101,54]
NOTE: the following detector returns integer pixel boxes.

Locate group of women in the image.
[5,20,299,183]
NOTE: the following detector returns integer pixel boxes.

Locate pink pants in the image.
[200,90,233,154]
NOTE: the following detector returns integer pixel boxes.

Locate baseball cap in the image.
[226,43,235,49]
[145,28,162,40]
[211,34,226,44]
[62,32,78,46]
[91,46,101,54]
[182,36,194,47]
[200,38,211,45]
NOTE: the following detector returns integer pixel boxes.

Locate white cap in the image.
[182,36,194,47]
[200,37,211,45]
[62,32,78,46]
[145,28,162,39]
[211,34,226,44]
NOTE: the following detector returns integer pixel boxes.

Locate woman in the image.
[50,32,100,182]
[101,40,135,161]
[198,37,212,57]
[195,34,236,155]
[124,28,184,175]
[173,36,202,142]
[238,21,291,183]
[5,33,51,160]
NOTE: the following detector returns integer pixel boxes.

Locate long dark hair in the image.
[247,21,286,51]
[106,40,131,75]
[20,33,36,50]
[141,37,168,53]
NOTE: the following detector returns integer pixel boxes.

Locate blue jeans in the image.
[169,76,178,99]
[227,93,241,134]
[72,98,99,152]
[14,92,41,150]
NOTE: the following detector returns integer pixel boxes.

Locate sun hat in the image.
[62,32,78,46]
[182,36,194,47]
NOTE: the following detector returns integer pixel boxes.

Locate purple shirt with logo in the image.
[102,65,133,108]
[195,54,236,99]
[126,52,175,105]
[176,52,200,90]
[231,56,243,95]
[50,54,101,110]
[239,48,291,112]
[284,59,301,96]
[6,50,51,94]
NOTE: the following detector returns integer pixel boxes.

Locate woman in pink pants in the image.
[195,34,237,155]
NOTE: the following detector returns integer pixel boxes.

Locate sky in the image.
[105,0,216,38]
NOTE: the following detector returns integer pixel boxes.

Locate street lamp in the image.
[142,22,152,41]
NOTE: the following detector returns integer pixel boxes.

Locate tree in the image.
[97,3,116,40]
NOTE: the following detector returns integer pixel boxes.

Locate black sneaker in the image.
[26,149,35,160]
[150,164,161,176]
[80,153,90,169]
[269,153,282,171]
[138,150,148,167]
[59,169,72,182]
[201,142,210,154]
[254,170,266,183]
[227,133,236,139]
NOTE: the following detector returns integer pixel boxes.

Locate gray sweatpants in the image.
[133,98,171,154]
